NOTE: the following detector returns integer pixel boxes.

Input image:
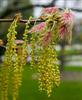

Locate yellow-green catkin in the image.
[0,14,20,100]
[17,18,31,87]
[35,14,60,97]
[37,45,60,97]
[30,20,39,69]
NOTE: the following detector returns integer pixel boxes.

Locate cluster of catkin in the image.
[0,14,30,100]
[0,7,74,99]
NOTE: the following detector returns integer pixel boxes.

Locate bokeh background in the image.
[0,0,82,100]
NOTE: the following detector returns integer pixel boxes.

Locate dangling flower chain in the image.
[0,13,21,100]
[17,17,32,86]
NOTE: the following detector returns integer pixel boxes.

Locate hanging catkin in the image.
[0,13,21,100]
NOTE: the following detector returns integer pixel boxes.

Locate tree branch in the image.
[0,18,43,23]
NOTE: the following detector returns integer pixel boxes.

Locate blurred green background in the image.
[18,64,82,100]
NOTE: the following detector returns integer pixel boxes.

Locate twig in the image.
[0,18,44,23]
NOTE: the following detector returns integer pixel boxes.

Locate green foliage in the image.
[0,14,31,100]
